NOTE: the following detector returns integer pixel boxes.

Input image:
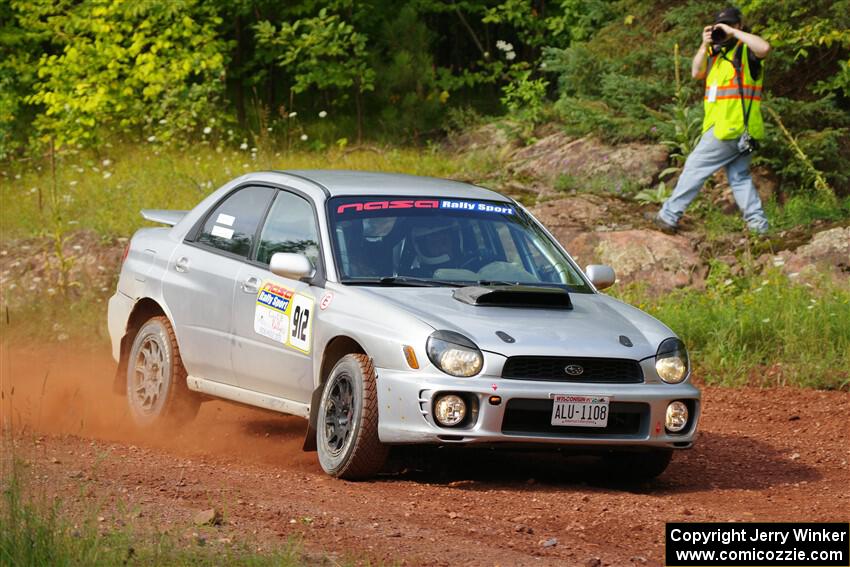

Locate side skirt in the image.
[186,376,310,419]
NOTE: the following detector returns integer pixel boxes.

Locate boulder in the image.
[772,226,850,281]
[508,132,668,190]
[566,229,704,292]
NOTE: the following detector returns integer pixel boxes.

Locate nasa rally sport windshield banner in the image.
[333,198,515,216]
[665,522,849,567]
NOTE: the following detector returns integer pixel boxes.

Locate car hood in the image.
[357,287,672,359]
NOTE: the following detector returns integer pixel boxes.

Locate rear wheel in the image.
[126,316,200,428]
[602,449,673,481]
[317,354,388,480]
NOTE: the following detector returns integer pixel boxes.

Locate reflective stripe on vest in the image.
[702,43,765,140]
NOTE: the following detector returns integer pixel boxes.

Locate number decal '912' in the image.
[254,282,314,353]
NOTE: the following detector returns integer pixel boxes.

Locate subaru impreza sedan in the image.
[108,170,700,480]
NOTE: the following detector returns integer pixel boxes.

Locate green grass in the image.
[0,459,349,567]
[613,269,850,390]
[0,142,484,240]
[689,192,850,242]
[765,193,850,231]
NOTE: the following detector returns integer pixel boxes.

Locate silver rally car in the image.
[108,170,700,480]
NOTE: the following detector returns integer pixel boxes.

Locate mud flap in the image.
[112,334,131,396]
[302,384,324,452]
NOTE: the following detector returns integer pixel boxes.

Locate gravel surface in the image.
[2,346,848,566]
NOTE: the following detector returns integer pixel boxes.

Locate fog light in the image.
[434,394,467,427]
[665,401,689,433]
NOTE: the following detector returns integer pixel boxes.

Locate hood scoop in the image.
[452,286,573,310]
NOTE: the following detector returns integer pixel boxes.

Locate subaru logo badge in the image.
[564,364,584,376]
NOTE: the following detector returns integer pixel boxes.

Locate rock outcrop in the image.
[770,226,850,281]
[565,229,704,292]
[508,132,668,191]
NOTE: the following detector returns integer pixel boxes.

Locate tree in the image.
[19,0,230,148]
[255,8,374,143]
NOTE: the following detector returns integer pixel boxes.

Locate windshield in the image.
[327,196,593,292]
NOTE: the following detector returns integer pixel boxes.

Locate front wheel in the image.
[126,316,200,428]
[317,354,388,480]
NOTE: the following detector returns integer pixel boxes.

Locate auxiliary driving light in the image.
[665,401,689,433]
[434,394,467,427]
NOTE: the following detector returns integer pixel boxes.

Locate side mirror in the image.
[585,264,616,290]
[270,253,314,280]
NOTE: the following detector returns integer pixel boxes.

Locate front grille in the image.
[502,356,643,383]
[501,399,647,437]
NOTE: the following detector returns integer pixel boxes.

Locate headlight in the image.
[655,338,689,383]
[426,330,483,377]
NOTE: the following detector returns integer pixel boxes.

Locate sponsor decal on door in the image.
[254,282,314,353]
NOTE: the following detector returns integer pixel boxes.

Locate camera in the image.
[711,26,728,49]
[737,131,758,154]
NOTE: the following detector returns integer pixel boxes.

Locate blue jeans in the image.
[659,127,769,233]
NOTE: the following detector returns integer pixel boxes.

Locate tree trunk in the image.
[355,81,363,145]
[234,15,246,127]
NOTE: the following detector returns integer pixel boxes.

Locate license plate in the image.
[550,395,610,427]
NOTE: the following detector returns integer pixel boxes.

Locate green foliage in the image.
[738,0,850,98]
[16,0,230,149]
[614,270,850,389]
[255,9,373,97]
[0,1,40,159]
[764,193,850,230]
[758,97,850,195]
[500,71,549,124]
[373,5,447,138]
[634,181,672,204]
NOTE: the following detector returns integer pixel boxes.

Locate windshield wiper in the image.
[341,276,457,287]
[475,280,520,286]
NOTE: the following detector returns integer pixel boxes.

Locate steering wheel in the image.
[459,252,491,271]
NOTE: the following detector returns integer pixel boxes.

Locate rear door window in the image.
[195,186,276,258]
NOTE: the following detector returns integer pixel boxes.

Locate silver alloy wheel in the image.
[125,316,199,428]
[132,334,166,413]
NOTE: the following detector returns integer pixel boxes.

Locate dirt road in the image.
[2,345,848,566]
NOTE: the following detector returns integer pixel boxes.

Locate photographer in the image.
[653,7,771,235]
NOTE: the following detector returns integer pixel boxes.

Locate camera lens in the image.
[711,27,727,44]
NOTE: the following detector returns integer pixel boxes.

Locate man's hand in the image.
[713,23,736,42]
[693,26,713,79]
[701,25,713,47]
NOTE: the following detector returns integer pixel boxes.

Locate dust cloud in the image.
[0,344,319,472]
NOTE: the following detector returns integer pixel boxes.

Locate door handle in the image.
[175,257,189,273]
[241,276,261,294]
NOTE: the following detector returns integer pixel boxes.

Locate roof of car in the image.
[276,170,511,202]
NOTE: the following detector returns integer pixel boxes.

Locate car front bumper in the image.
[375,363,700,450]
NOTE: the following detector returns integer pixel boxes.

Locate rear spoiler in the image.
[141,209,188,226]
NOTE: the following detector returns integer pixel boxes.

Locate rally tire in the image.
[317,354,388,480]
[603,449,673,481]
[125,316,200,428]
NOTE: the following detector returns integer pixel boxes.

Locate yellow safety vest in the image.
[703,43,764,140]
